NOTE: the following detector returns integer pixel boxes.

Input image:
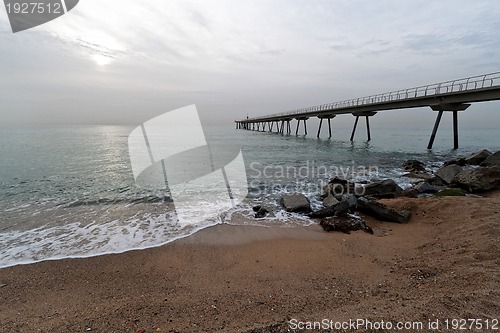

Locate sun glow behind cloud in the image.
[92,54,113,66]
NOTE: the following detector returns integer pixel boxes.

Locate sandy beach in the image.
[0,192,499,333]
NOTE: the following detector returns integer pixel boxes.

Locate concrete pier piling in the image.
[317,115,335,138]
[295,117,308,135]
[350,112,376,142]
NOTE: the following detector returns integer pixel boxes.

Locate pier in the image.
[235,72,500,149]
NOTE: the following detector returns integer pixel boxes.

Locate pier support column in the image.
[350,116,359,141]
[365,116,371,142]
[427,103,470,149]
[317,115,335,138]
[350,112,377,142]
[295,117,309,135]
[453,111,458,149]
[270,122,274,132]
[427,111,443,149]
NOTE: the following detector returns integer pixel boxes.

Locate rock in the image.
[452,166,500,192]
[341,194,358,209]
[309,205,336,218]
[402,160,426,173]
[309,199,350,218]
[280,193,311,213]
[319,216,373,234]
[361,179,403,198]
[480,151,500,166]
[253,205,269,218]
[334,200,351,216]
[357,197,411,223]
[464,149,492,165]
[398,188,419,198]
[324,176,355,197]
[323,193,339,207]
[443,157,466,167]
[414,182,438,194]
[322,184,331,197]
[309,195,355,218]
[428,176,444,186]
[434,188,466,197]
[435,164,462,185]
[402,172,434,181]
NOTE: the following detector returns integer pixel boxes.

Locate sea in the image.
[1,125,498,268]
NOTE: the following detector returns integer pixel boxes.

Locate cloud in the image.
[0,0,500,127]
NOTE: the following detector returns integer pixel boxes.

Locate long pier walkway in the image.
[235,72,500,149]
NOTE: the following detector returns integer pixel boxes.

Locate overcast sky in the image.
[1,0,500,128]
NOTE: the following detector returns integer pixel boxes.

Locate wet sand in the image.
[0,192,499,332]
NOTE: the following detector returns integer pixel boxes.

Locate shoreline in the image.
[1,192,499,332]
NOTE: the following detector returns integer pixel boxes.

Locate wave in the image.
[61,194,173,208]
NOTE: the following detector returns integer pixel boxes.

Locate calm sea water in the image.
[0,125,498,267]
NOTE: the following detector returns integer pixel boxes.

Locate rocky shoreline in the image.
[255,149,500,234]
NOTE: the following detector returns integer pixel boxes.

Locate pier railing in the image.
[244,71,500,121]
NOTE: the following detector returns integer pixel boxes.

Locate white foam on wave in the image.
[0,209,220,269]
[4,203,31,212]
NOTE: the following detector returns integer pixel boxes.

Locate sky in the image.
[1,0,500,128]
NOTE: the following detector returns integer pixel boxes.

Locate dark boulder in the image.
[357,197,411,223]
[361,179,403,198]
[309,195,357,218]
[480,151,500,167]
[428,176,444,186]
[253,205,270,218]
[319,216,373,234]
[324,176,355,198]
[322,193,339,207]
[340,194,358,209]
[398,188,419,198]
[414,182,438,194]
[464,149,492,165]
[402,160,426,173]
[280,193,311,213]
[309,199,350,218]
[443,157,466,167]
[452,166,500,192]
[402,172,434,181]
[435,164,462,185]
